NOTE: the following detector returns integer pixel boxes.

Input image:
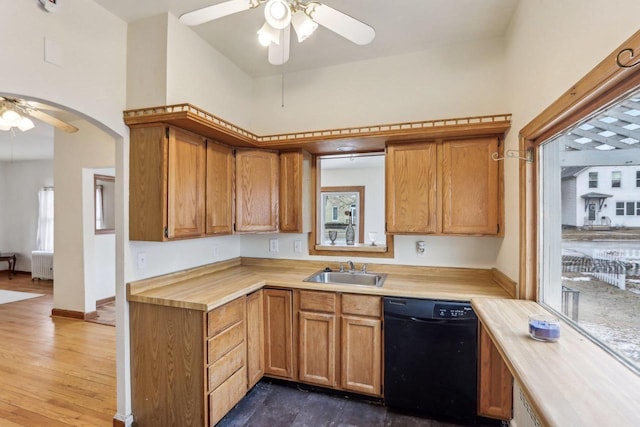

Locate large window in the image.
[538,90,640,373]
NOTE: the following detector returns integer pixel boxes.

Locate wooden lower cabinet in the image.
[295,290,382,397]
[263,288,294,378]
[478,321,513,420]
[341,315,381,395]
[130,297,249,427]
[299,311,337,387]
[246,290,264,388]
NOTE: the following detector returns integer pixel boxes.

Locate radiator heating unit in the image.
[32,251,53,280]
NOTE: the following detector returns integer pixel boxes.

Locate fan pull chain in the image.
[281,71,285,108]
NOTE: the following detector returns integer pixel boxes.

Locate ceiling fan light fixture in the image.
[264,0,291,29]
[291,10,318,42]
[1,109,21,126]
[258,22,281,46]
[18,117,35,132]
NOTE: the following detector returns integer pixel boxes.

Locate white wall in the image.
[0,160,54,272]
[498,0,640,281]
[250,38,507,134]
[54,122,115,313]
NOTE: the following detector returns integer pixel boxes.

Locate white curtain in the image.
[36,187,54,251]
[95,185,104,229]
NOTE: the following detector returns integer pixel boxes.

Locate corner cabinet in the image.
[235,150,279,233]
[130,125,206,241]
[386,136,502,236]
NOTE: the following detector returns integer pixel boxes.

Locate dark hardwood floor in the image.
[218,380,465,427]
[0,273,116,426]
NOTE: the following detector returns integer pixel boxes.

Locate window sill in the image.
[315,243,387,253]
[472,298,640,426]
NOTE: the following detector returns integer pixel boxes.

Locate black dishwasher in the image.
[384,297,495,425]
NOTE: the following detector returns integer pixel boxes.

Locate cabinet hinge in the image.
[233,223,236,232]
[497,223,500,234]
[164,226,168,238]
[165,127,170,139]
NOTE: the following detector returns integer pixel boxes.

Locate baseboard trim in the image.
[97,296,115,307]
[51,308,98,320]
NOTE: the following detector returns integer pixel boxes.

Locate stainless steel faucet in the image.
[347,260,355,272]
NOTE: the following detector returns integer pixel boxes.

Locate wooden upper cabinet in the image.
[279,151,304,233]
[386,137,502,236]
[168,128,206,239]
[442,137,500,235]
[386,142,438,234]
[235,150,279,232]
[129,125,205,241]
[205,141,234,235]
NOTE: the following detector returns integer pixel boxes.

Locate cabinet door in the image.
[340,315,381,396]
[205,141,233,235]
[263,289,293,378]
[386,142,438,234]
[129,126,168,241]
[298,311,337,387]
[167,127,206,239]
[246,290,264,388]
[236,150,279,232]
[279,151,303,233]
[478,322,513,420]
[441,137,499,235]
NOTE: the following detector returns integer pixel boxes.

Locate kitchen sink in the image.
[303,270,387,287]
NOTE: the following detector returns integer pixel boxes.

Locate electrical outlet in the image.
[294,240,302,253]
[269,238,279,252]
[137,252,147,270]
[212,245,219,259]
[416,241,426,257]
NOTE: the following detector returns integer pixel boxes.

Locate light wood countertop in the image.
[128,258,513,311]
[472,298,640,427]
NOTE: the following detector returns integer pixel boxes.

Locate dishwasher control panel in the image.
[433,303,476,319]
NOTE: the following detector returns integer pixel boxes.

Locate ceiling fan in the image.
[179,0,375,65]
[0,97,78,133]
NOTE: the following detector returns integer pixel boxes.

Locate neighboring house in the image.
[562,166,640,227]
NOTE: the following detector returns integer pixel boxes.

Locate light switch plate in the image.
[137,252,147,269]
[294,240,302,253]
[269,238,279,252]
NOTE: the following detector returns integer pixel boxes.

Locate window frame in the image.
[519,30,640,374]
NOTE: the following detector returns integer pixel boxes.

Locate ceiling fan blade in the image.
[179,0,254,26]
[268,26,290,65]
[25,108,78,133]
[309,3,375,45]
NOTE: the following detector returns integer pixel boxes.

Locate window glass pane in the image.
[540,90,640,373]
[612,171,621,188]
[626,202,635,216]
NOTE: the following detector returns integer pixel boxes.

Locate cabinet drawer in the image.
[208,342,245,392]
[341,294,381,317]
[299,290,336,313]
[208,321,244,363]
[209,366,247,426]
[208,297,245,337]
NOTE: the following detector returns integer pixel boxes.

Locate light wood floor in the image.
[0,273,116,426]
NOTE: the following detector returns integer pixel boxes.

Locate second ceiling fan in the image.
[179,0,375,65]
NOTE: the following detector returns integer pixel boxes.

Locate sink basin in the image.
[303,270,387,287]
